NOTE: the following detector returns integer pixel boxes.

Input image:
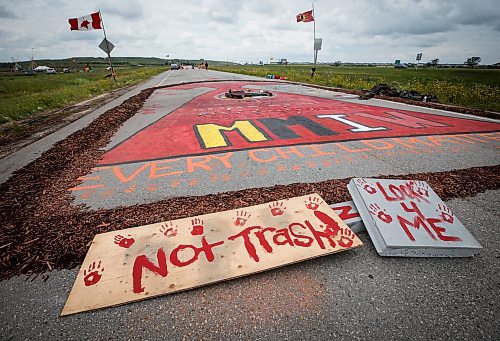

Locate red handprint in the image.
[113,234,135,248]
[305,196,323,210]
[191,218,204,235]
[269,201,286,216]
[356,179,376,194]
[414,181,430,198]
[160,222,178,238]
[234,211,251,227]
[336,227,356,248]
[437,204,454,224]
[368,203,393,224]
[83,261,104,287]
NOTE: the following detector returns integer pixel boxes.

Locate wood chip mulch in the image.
[0,83,499,281]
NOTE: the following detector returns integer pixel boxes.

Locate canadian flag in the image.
[68,12,102,31]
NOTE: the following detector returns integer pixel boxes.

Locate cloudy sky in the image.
[1,0,499,64]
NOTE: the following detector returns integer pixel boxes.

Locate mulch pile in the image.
[1,82,499,281]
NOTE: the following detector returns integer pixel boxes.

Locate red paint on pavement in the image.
[100,82,500,165]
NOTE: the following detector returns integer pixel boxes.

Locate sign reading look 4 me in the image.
[62,194,362,315]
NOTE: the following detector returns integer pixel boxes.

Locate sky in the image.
[1,0,499,64]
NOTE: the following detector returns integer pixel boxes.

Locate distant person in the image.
[205,62,208,70]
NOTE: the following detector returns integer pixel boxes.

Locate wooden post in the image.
[99,11,116,82]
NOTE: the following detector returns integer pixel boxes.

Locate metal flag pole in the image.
[312,3,317,78]
[99,10,116,82]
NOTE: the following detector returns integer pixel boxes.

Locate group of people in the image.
[198,62,209,70]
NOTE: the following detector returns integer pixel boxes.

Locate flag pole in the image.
[99,10,116,82]
[312,3,317,78]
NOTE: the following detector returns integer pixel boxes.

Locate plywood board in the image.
[348,178,482,257]
[62,194,362,315]
[330,200,365,233]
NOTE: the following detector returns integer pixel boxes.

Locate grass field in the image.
[0,66,167,124]
[212,65,500,112]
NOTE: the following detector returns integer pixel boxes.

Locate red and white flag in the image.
[296,10,314,23]
[68,12,102,31]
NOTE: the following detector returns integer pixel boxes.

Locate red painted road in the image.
[100,82,500,165]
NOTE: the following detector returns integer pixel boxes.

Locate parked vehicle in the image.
[46,68,57,74]
[170,63,180,70]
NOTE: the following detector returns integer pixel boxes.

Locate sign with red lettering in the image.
[99,82,500,165]
[330,200,364,233]
[61,194,362,315]
[348,178,482,257]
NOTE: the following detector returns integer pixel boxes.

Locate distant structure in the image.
[268,58,288,65]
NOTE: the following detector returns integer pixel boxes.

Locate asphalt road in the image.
[1,68,499,340]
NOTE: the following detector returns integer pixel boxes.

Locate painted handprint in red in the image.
[83,261,104,287]
[414,181,430,198]
[113,234,135,248]
[234,211,251,227]
[160,222,178,238]
[368,203,393,224]
[305,196,323,210]
[191,218,204,235]
[437,204,454,224]
[269,201,286,216]
[336,227,356,248]
[356,179,376,194]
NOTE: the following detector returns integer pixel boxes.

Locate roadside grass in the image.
[212,65,500,112]
[0,66,167,124]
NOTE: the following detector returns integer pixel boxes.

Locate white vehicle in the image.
[46,68,57,74]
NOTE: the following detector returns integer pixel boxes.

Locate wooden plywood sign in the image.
[348,178,482,257]
[62,194,362,315]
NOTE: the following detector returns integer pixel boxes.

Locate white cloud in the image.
[0,0,499,64]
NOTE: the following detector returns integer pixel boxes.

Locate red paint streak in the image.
[254,227,277,254]
[99,81,500,165]
[228,226,262,262]
[398,201,462,242]
[308,211,343,249]
[377,181,429,203]
[332,204,360,220]
[169,237,224,267]
[288,223,314,247]
[133,248,168,294]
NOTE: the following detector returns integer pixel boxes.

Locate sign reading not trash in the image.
[62,194,362,315]
[348,178,482,257]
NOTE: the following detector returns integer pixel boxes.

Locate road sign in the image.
[99,38,114,54]
[416,53,422,61]
[314,38,322,51]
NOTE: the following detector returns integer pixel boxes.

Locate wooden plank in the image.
[61,194,362,316]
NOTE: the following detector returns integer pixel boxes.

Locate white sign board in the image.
[314,38,322,51]
[348,178,482,257]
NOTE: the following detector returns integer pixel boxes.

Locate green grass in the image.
[212,65,500,112]
[0,66,167,124]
